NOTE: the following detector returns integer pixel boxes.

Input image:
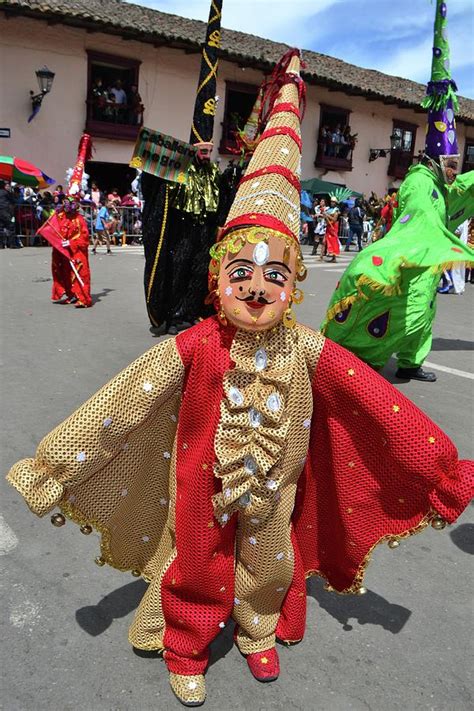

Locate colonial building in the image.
[1,0,473,196]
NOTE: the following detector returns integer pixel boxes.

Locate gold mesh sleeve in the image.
[7,338,184,517]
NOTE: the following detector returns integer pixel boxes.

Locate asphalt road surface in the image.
[1,245,473,711]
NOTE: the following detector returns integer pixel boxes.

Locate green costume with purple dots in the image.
[322,166,474,369]
[322,0,474,371]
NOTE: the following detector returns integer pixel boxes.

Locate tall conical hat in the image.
[67,133,93,197]
[221,48,305,243]
[421,0,459,160]
[189,0,222,147]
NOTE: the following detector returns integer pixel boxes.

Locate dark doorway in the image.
[86,161,137,196]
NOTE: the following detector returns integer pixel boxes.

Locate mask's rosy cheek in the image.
[224,285,233,297]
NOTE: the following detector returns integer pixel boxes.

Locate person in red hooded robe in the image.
[50,196,92,307]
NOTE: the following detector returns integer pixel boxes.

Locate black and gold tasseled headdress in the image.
[189,0,222,147]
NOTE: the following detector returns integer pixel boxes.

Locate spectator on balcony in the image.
[331,125,343,157]
[109,79,127,122]
[128,85,144,125]
[91,77,107,120]
[339,126,352,160]
[319,125,332,157]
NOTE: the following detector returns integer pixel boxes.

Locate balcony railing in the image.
[314,142,353,171]
[85,99,143,141]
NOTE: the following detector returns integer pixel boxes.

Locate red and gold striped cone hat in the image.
[220,49,305,245]
[67,133,93,198]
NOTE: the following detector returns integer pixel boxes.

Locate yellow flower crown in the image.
[208,226,307,281]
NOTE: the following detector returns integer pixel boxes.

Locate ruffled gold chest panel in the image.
[212,324,324,523]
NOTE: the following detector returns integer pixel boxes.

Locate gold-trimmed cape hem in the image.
[59,500,152,582]
[305,508,438,594]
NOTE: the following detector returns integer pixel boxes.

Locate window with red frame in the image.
[219,81,259,154]
[315,104,355,171]
[388,120,417,179]
[86,51,143,141]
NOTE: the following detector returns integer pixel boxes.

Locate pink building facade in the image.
[1,6,473,197]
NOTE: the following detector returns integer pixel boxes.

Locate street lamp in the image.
[368,133,401,162]
[28,66,55,122]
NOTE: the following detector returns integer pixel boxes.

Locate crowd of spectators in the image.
[0,181,143,248]
[90,78,144,126]
[300,191,396,257]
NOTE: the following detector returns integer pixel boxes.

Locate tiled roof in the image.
[2,0,473,123]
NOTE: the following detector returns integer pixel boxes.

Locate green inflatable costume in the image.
[322,166,474,370]
[322,0,474,376]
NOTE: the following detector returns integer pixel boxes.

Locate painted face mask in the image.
[63,197,79,214]
[209,229,306,332]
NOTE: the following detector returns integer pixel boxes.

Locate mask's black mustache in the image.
[237,295,272,305]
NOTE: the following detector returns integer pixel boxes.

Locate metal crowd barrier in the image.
[14,204,143,246]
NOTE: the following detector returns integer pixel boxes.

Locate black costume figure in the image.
[142,0,223,335]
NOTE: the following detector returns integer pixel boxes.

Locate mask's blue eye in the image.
[265,269,287,284]
[229,265,253,281]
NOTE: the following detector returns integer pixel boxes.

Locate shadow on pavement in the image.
[75,577,236,667]
[76,574,412,658]
[449,523,474,555]
[209,621,236,667]
[431,337,474,352]
[91,287,115,305]
[306,576,411,633]
[75,579,146,636]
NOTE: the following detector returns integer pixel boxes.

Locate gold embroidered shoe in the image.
[169,673,206,707]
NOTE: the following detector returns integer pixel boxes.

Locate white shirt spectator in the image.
[111,87,127,105]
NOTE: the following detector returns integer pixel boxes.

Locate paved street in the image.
[1,245,473,711]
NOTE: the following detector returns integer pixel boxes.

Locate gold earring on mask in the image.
[282,306,296,329]
[291,288,304,305]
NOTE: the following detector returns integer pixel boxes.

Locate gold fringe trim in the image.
[430,259,474,273]
[59,500,151,582]
[322,248,464,327]
[305,508,437,595]
[60,503,439,597]
[356,274,401,297]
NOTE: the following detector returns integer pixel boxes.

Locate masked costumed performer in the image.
[322,0,474,381]
[142,0,221,336]
[7,50,473,707]
[44,134,93,309]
